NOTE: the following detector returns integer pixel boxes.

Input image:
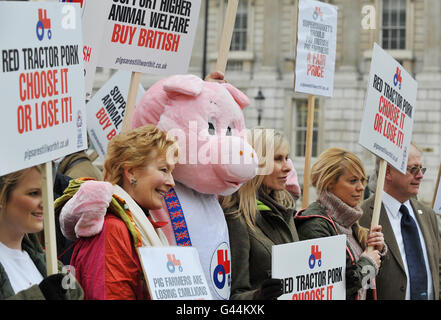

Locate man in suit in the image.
[360,142,441,300]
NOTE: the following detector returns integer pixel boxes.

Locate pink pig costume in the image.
[132,74,258,299]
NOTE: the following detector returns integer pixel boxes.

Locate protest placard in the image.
[294,0,337,207]
[359,43,418,234]
[294,0,337,97]
[359,43,417,174]
[87,70,145,158]
[0,2,85,274]
[0,2,87,176]
[272,235,346,300]
[72,0,110,100]
[97,0,201,75]
[138,246,212,300]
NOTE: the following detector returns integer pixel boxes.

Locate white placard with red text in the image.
[359,43,417,174]
[138,246,212,300]
[61,0,110,100]
[97,0,201,75]
[86,70,145,158]
[0,2,87,176]
[272,235,346,300]
[294,0,337,97]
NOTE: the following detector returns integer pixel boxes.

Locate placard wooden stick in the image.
[302,95,315,208]
[215,0,239,73]
[121,72,142,133]
[367,158,387,252]
[41,161,58,275]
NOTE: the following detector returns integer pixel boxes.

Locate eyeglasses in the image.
[406,166,426,176]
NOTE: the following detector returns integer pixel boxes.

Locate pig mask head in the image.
[132,74,258,195]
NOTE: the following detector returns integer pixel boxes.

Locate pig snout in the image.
[213,136,258,186]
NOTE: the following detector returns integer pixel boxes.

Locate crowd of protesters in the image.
[0,74,440,301]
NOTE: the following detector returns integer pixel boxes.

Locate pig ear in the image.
[222,83,250,109]
[163,74,204,96]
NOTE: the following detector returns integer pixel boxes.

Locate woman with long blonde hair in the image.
[220,128,299,300]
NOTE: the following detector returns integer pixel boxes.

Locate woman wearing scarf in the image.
[55,125,178,300]
[295,147,386,300]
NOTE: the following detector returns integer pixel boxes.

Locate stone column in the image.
[261,0,280,76]
[421,0,441,74]
[338,0,361,74]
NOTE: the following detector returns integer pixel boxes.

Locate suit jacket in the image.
[360,196,441,300]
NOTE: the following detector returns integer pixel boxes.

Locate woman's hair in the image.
[311,147,366,195]
[103,124,178,186]
[220,128,294,230]
[0,166,41,215]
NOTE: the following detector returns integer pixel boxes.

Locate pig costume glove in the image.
[39,274,68,300]
[253,278,284,300]
[59,180,114,241]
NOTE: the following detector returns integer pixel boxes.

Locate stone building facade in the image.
[93,0,440,205]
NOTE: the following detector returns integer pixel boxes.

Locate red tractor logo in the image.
[166,254,183,273]
[308,245,322,269]
[313,7,323,21]
[36,9,52,41]
[393,67,402,90]
[213,249,231,290]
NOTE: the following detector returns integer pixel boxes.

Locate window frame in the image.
[210,0,255,72]
[363,0,414,72]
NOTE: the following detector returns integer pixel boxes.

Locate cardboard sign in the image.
[0,2,87,176]
[272,235,346,300]
[294,0,337,97]
[138,246,212,300]
[359,43,417,174]
[86,70,145,158]
[73,0,110,100]
[97,0,201,75]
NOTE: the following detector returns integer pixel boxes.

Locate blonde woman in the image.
[295,147,386,300]
[220,128,299,300]
[55,125,177,300]
[0,166,83,300]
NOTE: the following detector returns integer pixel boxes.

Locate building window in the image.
[381,0,406,50]
[295,100,319,157]
[230,0,248,51]
[226,61,243,71]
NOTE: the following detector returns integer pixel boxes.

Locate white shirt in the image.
[173,182,231,300]
[0,241,44,294]
[382,191,434,299]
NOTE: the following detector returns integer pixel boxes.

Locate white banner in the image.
[138,246,212,300]
[294,0,337,97]
[359,43,417,174]
[0,2,87,176]
[86,70,145,158]
[97,0,201,75]
[272,235,346,300]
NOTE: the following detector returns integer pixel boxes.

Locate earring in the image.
[130,178,137,187]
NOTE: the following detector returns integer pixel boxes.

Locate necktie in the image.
[400,204,428,300]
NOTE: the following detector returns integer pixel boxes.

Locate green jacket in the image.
[226,191,299,300]
[0,233,84,300]
[295,201,377,300]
